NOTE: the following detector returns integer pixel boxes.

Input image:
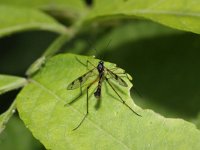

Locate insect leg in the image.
[75,56,96,70]
[66,85,83,105]
[75,57,87,66]
[86,60,96,68]
[73,78,98,131]
[108,73,142,97]
[105,77,141,117]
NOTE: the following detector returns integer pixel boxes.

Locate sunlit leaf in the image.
[0,5,67,37]
[86,0,200,34]
[0,74,27,95]
[0,0,86,13]
[16,53,200,150]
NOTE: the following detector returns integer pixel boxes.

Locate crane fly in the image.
[67,59,141,130]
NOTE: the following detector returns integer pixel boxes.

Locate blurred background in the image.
[1,0,200,149]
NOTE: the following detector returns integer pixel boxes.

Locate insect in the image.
[67,58,141,130]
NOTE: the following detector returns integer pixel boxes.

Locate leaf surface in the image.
[0,74,27,133]
[16,53,200,150]
[0,74,27,95]
[0,5,67,37]
[0,0,86,13]
[85,0,200,34]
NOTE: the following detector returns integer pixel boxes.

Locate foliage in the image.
[0,0,200,150]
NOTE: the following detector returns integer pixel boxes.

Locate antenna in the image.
[86,39,98,58]
[86,39,113,59]
[101,39,112,60]
[105,39,112,50]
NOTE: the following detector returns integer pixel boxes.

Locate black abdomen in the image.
[94,87,101,98]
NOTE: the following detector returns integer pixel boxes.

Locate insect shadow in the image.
[65,56,141,131]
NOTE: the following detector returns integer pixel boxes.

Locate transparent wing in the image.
[67,68,96,90]
[106,68,128,87]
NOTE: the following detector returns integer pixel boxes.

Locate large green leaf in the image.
[0,0,86,13]
[85,0,200,34]
[0,5,67,37]
[16,53,200,150]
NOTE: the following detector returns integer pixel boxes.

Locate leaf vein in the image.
[30,79,132,150]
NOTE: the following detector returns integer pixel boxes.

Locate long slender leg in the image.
[75,57,96,70]
[105,77,141,117]
[108,71,142,97]
[72,86,89,131]
[73,78,98,131]
[86,60,96,68]
[112,74,142,97]
[66,85,83,106]
[75,57,87,67]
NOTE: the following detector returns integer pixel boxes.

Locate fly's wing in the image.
[67,68,96,90]
[106,68,128,87]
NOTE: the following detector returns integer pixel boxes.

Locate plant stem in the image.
[26,20,82,76]
[0,100,17,134]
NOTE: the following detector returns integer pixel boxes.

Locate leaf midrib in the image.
[30,79,132,150]
[89,9,200,19]
[132,10,200,18]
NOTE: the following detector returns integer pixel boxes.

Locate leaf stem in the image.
[26,20,82,76]
[0,100,17,134]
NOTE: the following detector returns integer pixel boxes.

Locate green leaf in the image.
[0,74,26,133]
[0,5,67,37]
[16,53,200,150]
[193,113,200,129]
[85,0,200,34]
[0,74,27,95]
[0,100,16,134]
[0,0,86,13]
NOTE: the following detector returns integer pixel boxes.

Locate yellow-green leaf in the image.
[0,0,86,13]
[16,53,200,150]
[86,0,200,34]
[0,74,27,95]
[0,5,67,37]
